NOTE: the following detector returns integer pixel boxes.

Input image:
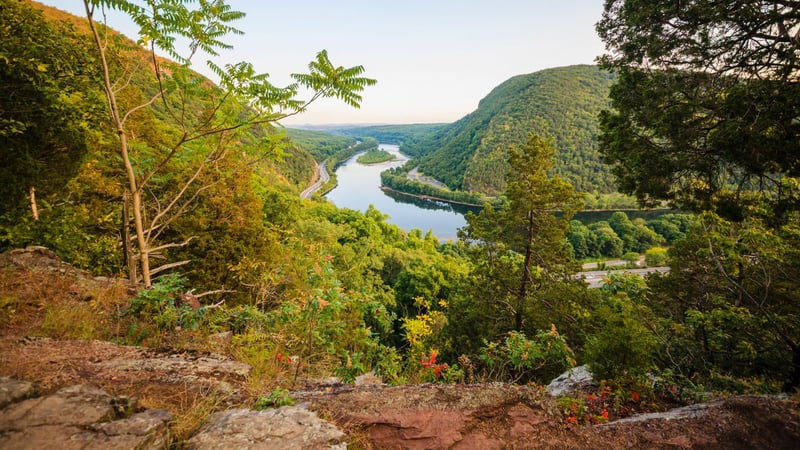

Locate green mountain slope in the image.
[407,65,616,195]
[326,123,448,146]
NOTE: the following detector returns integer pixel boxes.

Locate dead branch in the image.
[148,259,191,277]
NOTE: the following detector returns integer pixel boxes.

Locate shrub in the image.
[477,326,575,384]
[583,274,658,380]
[644,247,668,266]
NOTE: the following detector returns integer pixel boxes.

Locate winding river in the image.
[325,144,469,241]
[323,144,672,241]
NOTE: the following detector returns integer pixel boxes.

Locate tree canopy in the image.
[597,0,800,221]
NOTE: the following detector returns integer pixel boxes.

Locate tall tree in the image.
[459,134,583,332]
[0,0,96,218]
[596,0,800,221]
[82,0,375,286]
[597,0,800,390]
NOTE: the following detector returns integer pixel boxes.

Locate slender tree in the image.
[459,134,582,332]
[82,0,375,286]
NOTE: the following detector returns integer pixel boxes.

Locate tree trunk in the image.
[121,189,137,283]
[28,186,38,221]
[784,341,800,392]
[515,211,536,331]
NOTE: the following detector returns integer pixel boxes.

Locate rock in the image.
[354,371,383,386]
[604,401,713,424]
[299,383,559,450]
[0,381,172,450]
[187,406,346,450]
[207,331,233,349]
[546,364,594,396]
[0,384,117,429]
[0,246,90,278]
[350,409,466,450]
[0,377,35,409]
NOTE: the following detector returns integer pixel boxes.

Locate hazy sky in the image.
[40,1,606,125]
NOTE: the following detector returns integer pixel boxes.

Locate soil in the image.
[1,247,799,449]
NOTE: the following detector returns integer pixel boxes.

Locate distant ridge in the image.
[403,65,617,195]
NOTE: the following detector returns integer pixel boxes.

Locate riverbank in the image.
[380,185,484,208]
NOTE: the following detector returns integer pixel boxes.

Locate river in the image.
[324,144,672,241]
[325,144,468,241]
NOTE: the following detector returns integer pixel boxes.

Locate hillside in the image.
[326,123,448,146]
[406,65,616,195]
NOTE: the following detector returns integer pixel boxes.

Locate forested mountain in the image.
[405,65,616,195]
[326,123,448,146]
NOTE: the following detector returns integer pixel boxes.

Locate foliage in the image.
[459,134,583,333]
[286,128,356,161]
[0,0,97,217]
[558,378,651,424]
[644,247,667,267]
[381,166,488,206]
[356,149,395,165]
[80,0,376,286]
[477,327,575,384]
[597,1,800,220]
[583,274,659,380]
[122,273,221,344]
[644,212,800,390]
[405,65,617,195]
[254,387,294,409]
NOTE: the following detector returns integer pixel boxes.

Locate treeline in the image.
[328,123,447,146]
[286,128,357,161]
[568,212,692,260]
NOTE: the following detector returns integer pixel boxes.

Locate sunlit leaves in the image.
[89,0,243,63]
[292,50,377,109]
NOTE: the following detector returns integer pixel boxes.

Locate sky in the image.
[39,1,607,126]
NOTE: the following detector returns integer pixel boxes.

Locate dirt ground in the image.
[1,247,799,449]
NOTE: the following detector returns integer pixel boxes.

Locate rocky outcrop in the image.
[546,364,594,396]
[187,406,346,450]
[295,383,563,450]
[0,379,172,449]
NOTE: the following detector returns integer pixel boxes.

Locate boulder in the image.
[546,365,594,397]
[0,377,35,409]
[187,406,346,450]
[0,381,172,450]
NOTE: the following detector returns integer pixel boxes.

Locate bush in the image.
[644,247,668,266]
[477,326,575,384]
[584,274,658,380]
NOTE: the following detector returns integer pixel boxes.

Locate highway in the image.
[300,161,329,199]
[579,266,670,288]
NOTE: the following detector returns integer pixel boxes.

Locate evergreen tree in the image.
[459,134,583,333]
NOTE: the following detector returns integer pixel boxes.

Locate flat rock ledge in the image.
[0,378,172,450]
[0,377,347,450]
[187,406,346,450]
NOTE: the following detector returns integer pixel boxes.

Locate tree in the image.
[596,0,800,220]
[649,213,800,389]
[82,0,375,286]
[0,1,96,218]
[459,134,583,332]
[597,0,800,391]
